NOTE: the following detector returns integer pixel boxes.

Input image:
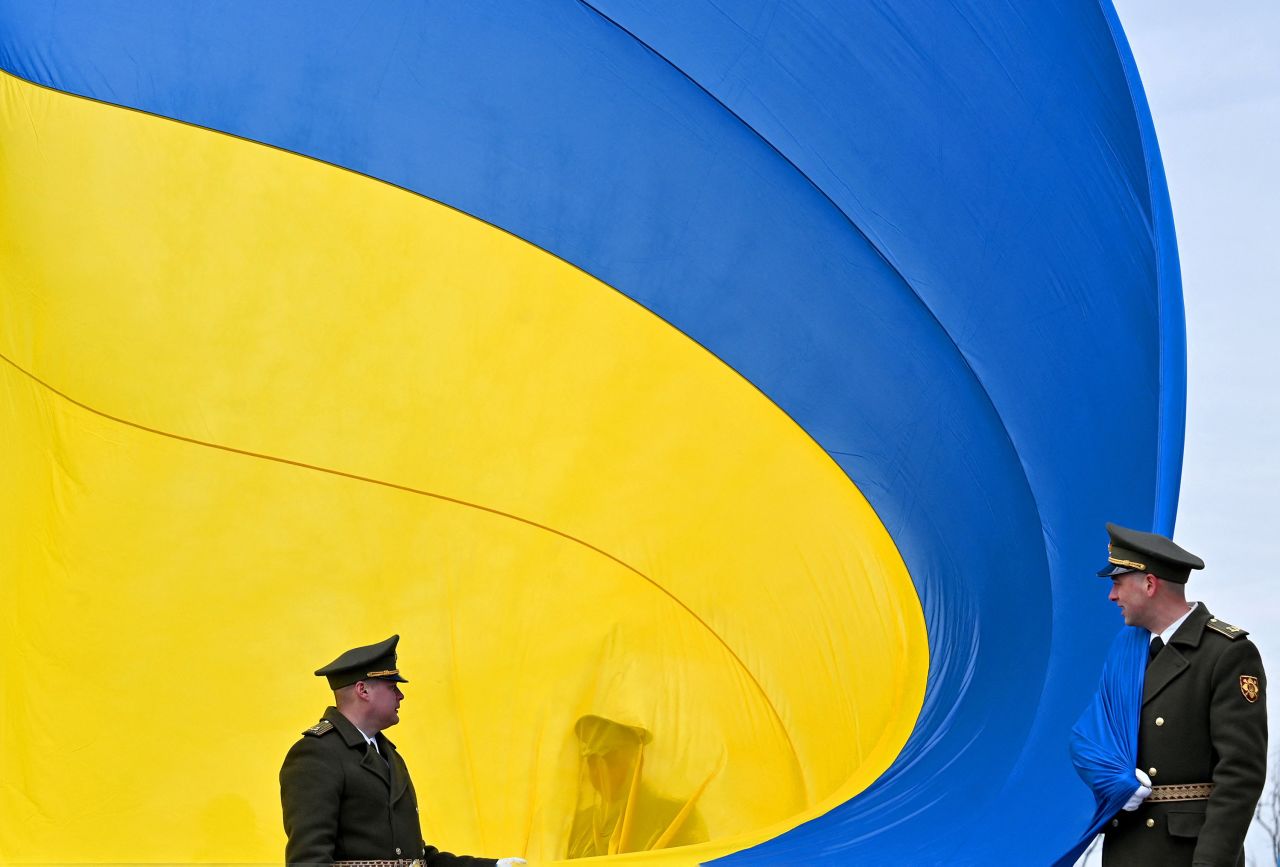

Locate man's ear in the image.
[1144,573,1159,596]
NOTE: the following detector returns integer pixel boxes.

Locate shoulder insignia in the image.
[1206,617,1249,640]
[1241,675,1261,703]
[303,719,335,737]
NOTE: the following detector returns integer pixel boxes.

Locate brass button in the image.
[1111,819,1120,828]
[1146,818,1155,828]
[395,848,402,855]
[1149,767,1158,777]
[1155,717,1164,726]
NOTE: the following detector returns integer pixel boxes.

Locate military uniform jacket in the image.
[281,707,496,867]
[1103,606,1267,867]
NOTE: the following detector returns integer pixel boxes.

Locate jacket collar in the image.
[321,706,399,751]
[323,706,370,749]
[1143,605,1213,705]
[1168,603,1211,649]
[322,707,402,791]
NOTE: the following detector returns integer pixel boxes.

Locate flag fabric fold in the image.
[1055,626,1149,866]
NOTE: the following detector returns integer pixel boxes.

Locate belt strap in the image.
[1147,782,1214,802]
[332,860,421,867]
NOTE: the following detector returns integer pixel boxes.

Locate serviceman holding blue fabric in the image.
[280,635,527,867]
[1096,524,1267,867]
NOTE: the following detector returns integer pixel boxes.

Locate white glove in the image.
[1122,768,1152,811]
[496,859,527,867]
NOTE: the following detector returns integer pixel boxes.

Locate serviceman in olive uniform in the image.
[1097,524,1267,867]
[280,635,526,867]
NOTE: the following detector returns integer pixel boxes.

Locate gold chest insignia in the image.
[1240,675,1260,703]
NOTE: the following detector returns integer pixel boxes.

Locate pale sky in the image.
[1081,1,1280,863]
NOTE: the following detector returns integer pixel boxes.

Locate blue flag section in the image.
[1058,627,1150,866]
[0,2,1184,864]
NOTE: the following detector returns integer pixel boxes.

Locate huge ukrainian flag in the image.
[0,2,1182,864]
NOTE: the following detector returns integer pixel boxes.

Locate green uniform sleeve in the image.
[280,737,343,867]
[1193,638,1267,866]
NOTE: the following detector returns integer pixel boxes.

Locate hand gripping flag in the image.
[1055,626,1149,866]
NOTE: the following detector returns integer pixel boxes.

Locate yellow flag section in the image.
[0,71,927,864]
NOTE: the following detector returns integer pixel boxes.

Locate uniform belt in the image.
[332,860,421,866]
[1147,782,1215,802]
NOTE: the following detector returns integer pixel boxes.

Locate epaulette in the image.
[1206,617,1249,640]
[303,719,335,737]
